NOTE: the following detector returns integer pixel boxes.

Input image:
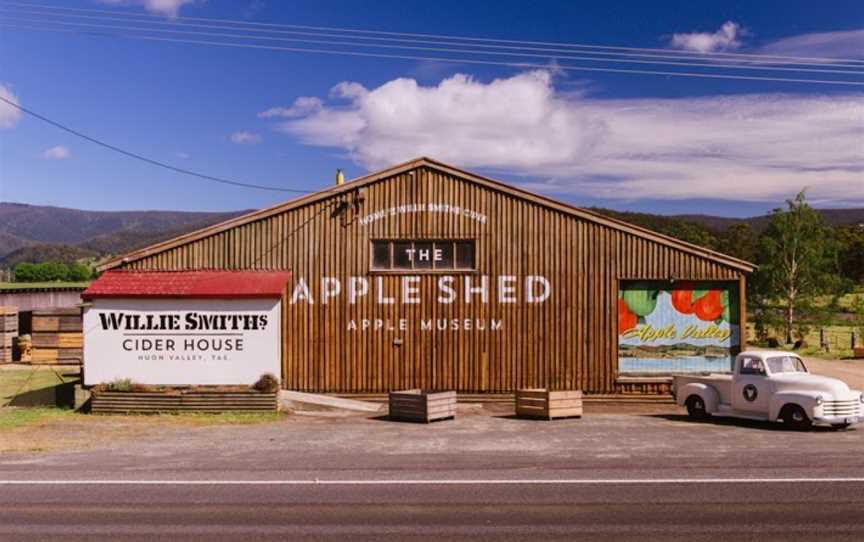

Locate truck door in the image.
[732,356,771,414]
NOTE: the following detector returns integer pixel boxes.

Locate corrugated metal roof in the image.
[82,270,290,299]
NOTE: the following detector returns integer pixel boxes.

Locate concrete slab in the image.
[279,391,384,413]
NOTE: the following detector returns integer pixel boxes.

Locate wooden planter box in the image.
[90,390,278,414]
[515,389,583,420]
[388,390,456,423]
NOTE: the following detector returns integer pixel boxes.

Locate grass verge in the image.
[0,407,74,430]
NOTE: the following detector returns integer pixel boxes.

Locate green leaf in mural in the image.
[693,288,710,301]
[623,289,658,317]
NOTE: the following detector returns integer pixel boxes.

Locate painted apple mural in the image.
[618,281,740,374]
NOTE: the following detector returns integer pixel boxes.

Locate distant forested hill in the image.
[0,202,248,266]
[2,201,861,278]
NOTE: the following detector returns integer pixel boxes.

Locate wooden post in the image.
[852,331,857,350]
[820,328,830,353]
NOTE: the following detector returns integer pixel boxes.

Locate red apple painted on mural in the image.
[618,298,638,334]
[693,290,724,321]
[671,283,696,314]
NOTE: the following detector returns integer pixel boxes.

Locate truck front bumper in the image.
[813,414,861,426]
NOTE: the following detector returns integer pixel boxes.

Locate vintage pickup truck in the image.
[673,350,863,430]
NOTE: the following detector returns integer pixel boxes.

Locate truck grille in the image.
[822,400,861,417]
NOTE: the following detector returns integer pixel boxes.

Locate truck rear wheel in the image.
[685,395,709,420]
[781,404,812,431]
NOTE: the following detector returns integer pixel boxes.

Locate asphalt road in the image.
[2,480,864,541]
[2,407,864,541]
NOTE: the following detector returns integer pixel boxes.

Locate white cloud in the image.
[269,70,864,205]
[97,0,197,18]
[670,21,744,53]
[41,145,71,160]
[230,131,262,145]
[176,151,191,159]
[758,28,864,60]
[258,97,323,118]
[0,84,22,129]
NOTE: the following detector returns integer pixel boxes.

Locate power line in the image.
[0,95,314,194]
[5,0,864,65]
[4,13,863,76]
[5,22,864,86]
[3,4,863,70]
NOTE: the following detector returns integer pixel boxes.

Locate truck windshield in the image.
[766,356,807,374]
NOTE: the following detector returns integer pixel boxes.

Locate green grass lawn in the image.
[746,323,858,359]
[0,281,91,290]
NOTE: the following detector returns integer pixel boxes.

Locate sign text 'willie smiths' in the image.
[98,311,268,331]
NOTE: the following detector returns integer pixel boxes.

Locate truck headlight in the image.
[815,395,823,405]
[860,393,864,405]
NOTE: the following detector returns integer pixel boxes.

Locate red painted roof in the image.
[83,270,291,299]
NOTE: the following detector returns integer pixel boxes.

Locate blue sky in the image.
[0,0,862,217]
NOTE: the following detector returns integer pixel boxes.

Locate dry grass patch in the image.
[0,407,285,454]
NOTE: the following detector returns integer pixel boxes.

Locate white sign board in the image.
[83,298,281,386]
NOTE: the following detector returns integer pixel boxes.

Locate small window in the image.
[739,357,766,376]
[436,241,454,268]
[392,241,412,269]
[371,239,476,271]
[372,241,390,269]
[455,241,475,269]
[413,241,434,270]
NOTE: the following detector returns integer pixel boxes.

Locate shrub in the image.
[105,378,135,392]
[252,373,279,393]
[67,262,93,281]
[14,261,93,282]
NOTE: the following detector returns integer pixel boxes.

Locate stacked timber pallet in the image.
[0,306,17,363]
[31,307,83,365]
[90,391,278,414]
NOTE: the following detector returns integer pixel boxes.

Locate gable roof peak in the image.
[99,156,755,273]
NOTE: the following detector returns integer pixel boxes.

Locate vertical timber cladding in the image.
[120,160,750,393]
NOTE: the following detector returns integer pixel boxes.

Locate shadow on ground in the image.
[7,381,78,408]
[648,413,853,433]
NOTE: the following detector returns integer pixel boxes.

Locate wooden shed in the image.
[100,157,755,395]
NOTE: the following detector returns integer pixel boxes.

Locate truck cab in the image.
[673,350,864,430]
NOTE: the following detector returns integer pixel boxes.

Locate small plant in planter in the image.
[99,378,136,392]
[252,373,280,393]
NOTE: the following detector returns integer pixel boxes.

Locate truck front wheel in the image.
[685,395,709,420]
[781,405,812,431]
